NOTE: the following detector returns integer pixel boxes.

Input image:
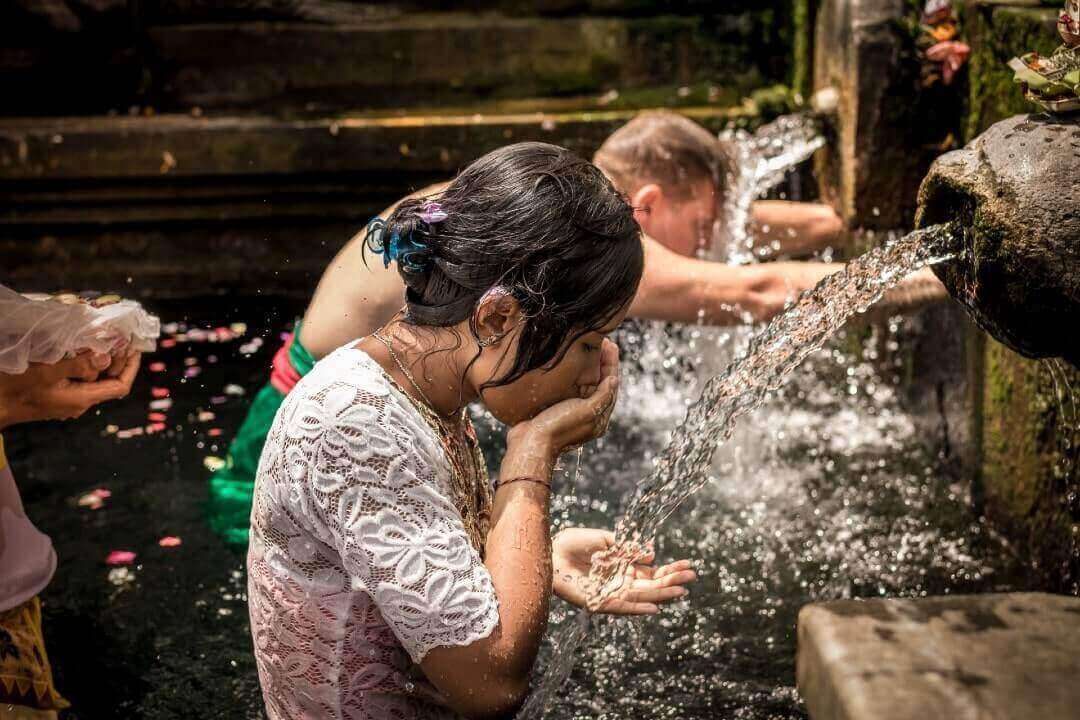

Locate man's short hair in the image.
[593,110,731,202]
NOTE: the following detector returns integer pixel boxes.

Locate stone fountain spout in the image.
[916,113,1080,367]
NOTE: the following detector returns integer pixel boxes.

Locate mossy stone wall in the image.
[979,339,1079,592]
[964,3,1061,140]
[961,1,1080,592]
[1,1,801,115]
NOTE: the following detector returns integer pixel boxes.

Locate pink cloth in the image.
[268,336,302,396]
[0,435,56,612]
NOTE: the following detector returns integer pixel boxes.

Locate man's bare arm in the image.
[630,235,842,325]
[632,234,948,327]
[302,190,941,352]
[750,201,843,257]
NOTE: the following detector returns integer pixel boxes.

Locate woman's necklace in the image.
[370,330,492,554]
[371,330,441,417]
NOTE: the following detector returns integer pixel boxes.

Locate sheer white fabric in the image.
[0,284,159,374]
[248,345,500,720]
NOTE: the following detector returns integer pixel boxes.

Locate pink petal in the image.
[77,493,104,509]
[158,536,182,548]
[106,550,136,565]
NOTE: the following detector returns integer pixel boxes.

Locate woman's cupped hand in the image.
[509,340,620,459]
[552,528,697,615]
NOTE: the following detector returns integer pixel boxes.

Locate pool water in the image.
[6,296,300,719]
[7,295,1032,719]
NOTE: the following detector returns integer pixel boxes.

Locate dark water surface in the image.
[531,311,1032,719]
[8,296,1034,719]
[7,296,302,719]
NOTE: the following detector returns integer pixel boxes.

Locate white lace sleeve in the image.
[282,360,500,664]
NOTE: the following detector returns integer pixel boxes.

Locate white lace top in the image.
[248,345,500,720]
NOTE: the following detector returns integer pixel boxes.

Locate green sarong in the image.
[207,329,316,547]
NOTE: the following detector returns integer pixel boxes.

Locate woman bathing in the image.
[210,113,944,544]
[247,142,697,718]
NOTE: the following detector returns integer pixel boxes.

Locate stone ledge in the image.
[0,104,745,231]
[145,14,766,111]
[0,103,746,294]
[797,593,1080,720]
[0,105,744,184]
[0,224,347,299]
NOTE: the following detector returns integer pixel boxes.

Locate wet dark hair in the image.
[366,141,643,388]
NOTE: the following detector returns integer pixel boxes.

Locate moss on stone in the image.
[952,12,1080,588]
[964,6,1060,140]
[981,341,1042,517]
[789,0,824,98]
[980,339,1079,592]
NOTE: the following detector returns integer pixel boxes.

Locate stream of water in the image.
[519,222,964,719]
[715,113,827,264]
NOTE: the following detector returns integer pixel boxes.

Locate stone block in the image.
[798,593,1080,720]
[145,14,764,111]
[978,340,1079,594]
[952,2,1080,604]
[0,106,740,182]
[917,108,1080,595]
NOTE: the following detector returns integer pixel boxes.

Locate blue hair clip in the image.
[365,216,432,273]
[365,217,390,267]
[396,231,431,273]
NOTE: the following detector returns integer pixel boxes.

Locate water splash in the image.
[715,113,827,264]
[518,222,962,719]
[594,111,831,493]
[1045,358,1079,494]
[605,111,829,440]
[1044,358,1080,595]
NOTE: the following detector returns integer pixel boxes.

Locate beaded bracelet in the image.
[496,476,551,491]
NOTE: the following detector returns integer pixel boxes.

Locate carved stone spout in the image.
[916,114,1080,366]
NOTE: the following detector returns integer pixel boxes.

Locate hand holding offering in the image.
[0,351,141,429]
[0,285,159,375]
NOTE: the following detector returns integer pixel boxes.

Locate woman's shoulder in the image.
[294,343,392,398]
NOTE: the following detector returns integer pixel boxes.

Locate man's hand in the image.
[551,528,697,615]
[0,351,141,430]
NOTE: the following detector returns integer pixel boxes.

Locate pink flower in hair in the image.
[418,201,448,224]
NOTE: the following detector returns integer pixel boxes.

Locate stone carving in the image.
[917,114,1080,366]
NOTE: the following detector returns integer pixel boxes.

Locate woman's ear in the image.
[630,183,663,230]
[474,288,522,346]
